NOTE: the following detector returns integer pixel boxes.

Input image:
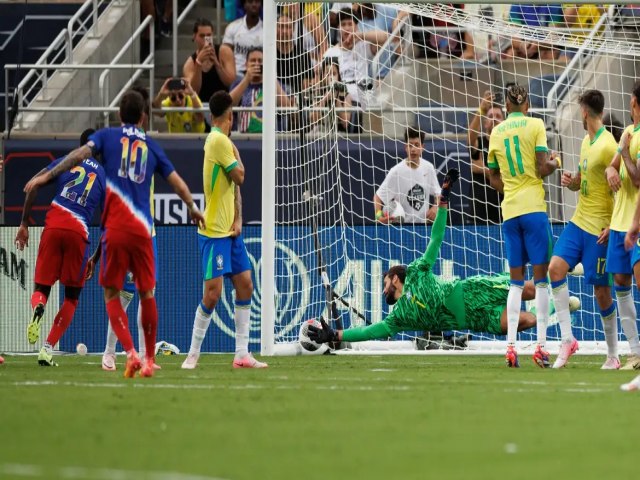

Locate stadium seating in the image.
[416,101,468,135]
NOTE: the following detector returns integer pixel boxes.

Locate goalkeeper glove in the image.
[307,317,339,344]
[440,168,460,204]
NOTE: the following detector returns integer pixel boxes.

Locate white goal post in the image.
[261,1,640,356]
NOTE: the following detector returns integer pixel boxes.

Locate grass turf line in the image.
[0,354,637,480]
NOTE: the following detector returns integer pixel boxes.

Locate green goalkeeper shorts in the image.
[461,274,510,335]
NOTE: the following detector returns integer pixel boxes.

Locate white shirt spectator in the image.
[324,43,372,103]
[223,16,263,74]
[331,2,352,14]
[376,159,441,223]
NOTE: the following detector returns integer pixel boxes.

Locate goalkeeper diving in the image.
[309,170,576,345]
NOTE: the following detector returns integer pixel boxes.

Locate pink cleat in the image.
[505,346,519,368]
[233,353,268,369]
[532,345,550,368]
[0,355,4,365]
[552,338,579,369]
[140,358,156,378]
[621,375,640,391]
[101,353,116,371]
[601,357,621,370]
[123,351,142,378]
[181,353,199,370]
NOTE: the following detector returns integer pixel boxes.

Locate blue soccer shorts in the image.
[502,212,553,268]
[553,222,611,286]
[199,234,251,281]
[607,229,634,276]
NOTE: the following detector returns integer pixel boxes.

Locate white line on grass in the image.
[0,463,228,480]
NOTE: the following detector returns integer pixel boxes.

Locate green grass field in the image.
[0,354,638,480]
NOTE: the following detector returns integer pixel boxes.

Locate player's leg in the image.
[502,217,526,368]
[523,213,554,359]
[138,237,159,369]
[102,282,134,371]
[607,230,640,369]
[594,285,619,369]
[229,235,266,368]
[182,235,229,369]
[499,309,536,333]
[129,236,158,377]
[38,285,82,367]
[28,228,62,344]
[100,229,140,378]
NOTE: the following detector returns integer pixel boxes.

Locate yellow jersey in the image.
[161,95,205,134]
[572,127,616,235]
[198,127,238,238]
[487,112,549,221]
[610,124,640,232]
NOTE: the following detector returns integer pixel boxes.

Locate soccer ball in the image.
[76,343,88,356]
[299,319,322,352]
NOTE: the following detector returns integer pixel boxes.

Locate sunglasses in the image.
[170,93,184,102]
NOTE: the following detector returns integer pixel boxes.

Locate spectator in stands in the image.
[140,0,174,39]
[230,48,295,133]
[395,4,475,60]
[323,8,390,105]
[373,127,441,224]
[563,4,605,31]
[604,112,624,143]
[467,91,504,225]
[183,19,235,108]
[505,4,565,59]
[309,57,353,131]
[223,0,264,76]
[277,13,315,95]
[152,78,205,133]
[279,3,327,59]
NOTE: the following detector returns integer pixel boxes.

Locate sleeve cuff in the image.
[535,146,549,152]
[224,161,238,173]
[487,161,499,169]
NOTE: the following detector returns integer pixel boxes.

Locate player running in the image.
[16,129,106,366]
[307,170,577,346]
[487,84,560,368]
[604,81,640,371]
[182,91,266,369]
[549,90,630,369]
[24,90,205,378]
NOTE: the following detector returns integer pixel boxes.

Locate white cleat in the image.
[620,354,640,371]
[233,353,268,369]
[552,338,579,369]
[601,356,621,370]
[620,375,640,391]
[181,353,199,370]
[101,353,116,371]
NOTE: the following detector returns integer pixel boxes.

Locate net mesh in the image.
[268,2,640,353]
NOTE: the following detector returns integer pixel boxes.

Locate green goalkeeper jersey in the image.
[341,207,507,342]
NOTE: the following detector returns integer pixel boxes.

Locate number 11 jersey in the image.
[487,112,549,221]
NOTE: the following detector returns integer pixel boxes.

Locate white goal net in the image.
[261,2,640,355]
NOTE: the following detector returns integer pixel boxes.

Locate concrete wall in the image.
[18,0,141,133]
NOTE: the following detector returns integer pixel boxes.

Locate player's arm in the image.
[535,150,560,178]
[15,167,49,250]
[561,170,581,192]
[308,317,401,343]
[230,185,242,237]
[229,142,246,185]
[486,133,504,192]
[24,146,92,193]
[619,131,640,187]
[625,188,640,250]
[165,171,206,229]
[418,169,458,268]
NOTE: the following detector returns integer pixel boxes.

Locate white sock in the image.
[617,287,640,356]
[600,303,618,358]
[137,301,145,357]
[104,290,134,355]
[234,301,251,358]
[188,303,212,355]
[551,280,572,342]
[507,282,524,346]
[535,280,549,348]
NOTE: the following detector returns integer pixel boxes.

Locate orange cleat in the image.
[123,351,142,378]
[505,346,520,368]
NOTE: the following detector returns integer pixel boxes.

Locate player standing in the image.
[16,130,105,366]
[604,81,640,371]
[487,84,560,368]
[24,91,205,377]
[548,90,625,369]
[181,91,266,369]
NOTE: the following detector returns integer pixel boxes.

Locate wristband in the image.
[375,210,383,220]
[555,156,562,168]
[617,147,623,154]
